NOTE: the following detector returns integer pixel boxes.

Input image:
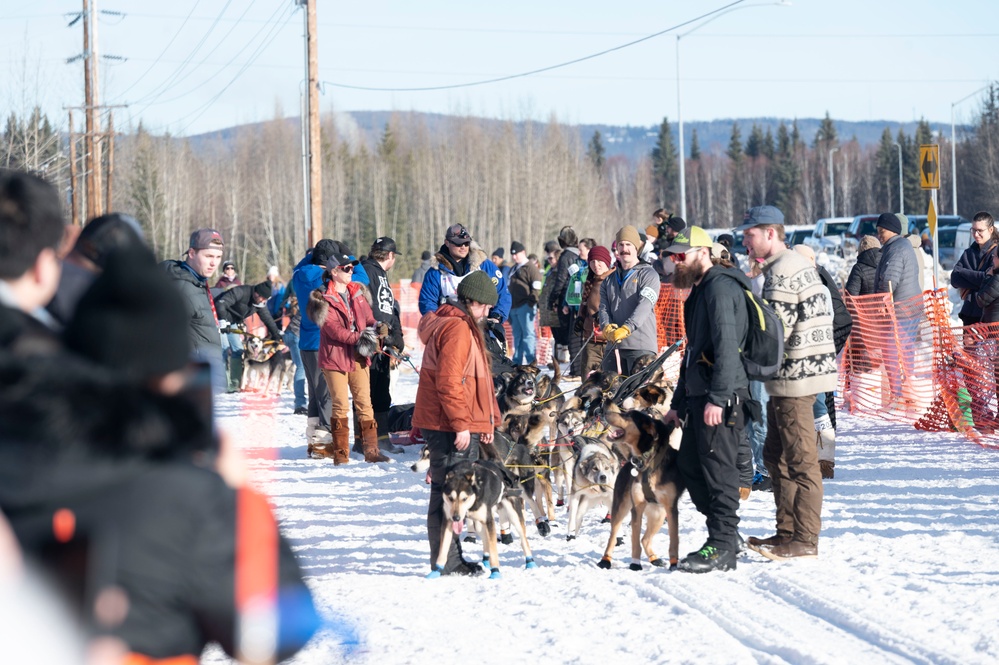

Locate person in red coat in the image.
[307,250,387,464]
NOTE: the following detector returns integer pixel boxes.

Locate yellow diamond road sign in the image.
[920,144,940,189]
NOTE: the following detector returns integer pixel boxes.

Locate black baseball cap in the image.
[371,236,400,254]
[445,224,472,246]
[326,252,359,270]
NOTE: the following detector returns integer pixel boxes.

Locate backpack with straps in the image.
[740,287,785,381]
[722,274,785,381]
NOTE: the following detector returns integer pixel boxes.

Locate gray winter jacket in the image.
[597,261,661,354]
[161,260,221,361]
[874,234,921,303]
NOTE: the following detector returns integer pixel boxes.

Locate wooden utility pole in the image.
[83,0,96,221]
[306,0,322,246]
[69,110,79,227]
[105,110,114,213]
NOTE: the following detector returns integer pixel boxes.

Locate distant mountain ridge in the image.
[189,111,956,162]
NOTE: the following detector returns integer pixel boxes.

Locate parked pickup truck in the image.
[804,217,853,257]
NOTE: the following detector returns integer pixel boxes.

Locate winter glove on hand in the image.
[609,325,631,343]
[375,322,390,339]
[602,323,619,339]
[218,319,231,331]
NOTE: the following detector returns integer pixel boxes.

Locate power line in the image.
[318,0,764,92]
[124,0,235,107]
[171,4,296,136]
[104,0,203,104]
[134,0,288,110]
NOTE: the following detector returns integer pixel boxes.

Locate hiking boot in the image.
[294,406,308,415]
[759,540,818,561]
[678,545,736,573]
[819,460,835,479]
[746,533,792,554]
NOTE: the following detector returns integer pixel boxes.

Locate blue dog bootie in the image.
[525,557,537,569]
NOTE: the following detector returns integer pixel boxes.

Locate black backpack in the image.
[722,274,785,381]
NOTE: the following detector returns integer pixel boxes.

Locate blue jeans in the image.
[747,380,769,476]
[510,303,537,365]
[284,330,307,410]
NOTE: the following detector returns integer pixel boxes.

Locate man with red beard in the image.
[663,226,751,573]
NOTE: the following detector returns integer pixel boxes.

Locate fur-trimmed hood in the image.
[306,280,370,327]
[431,242,486,274]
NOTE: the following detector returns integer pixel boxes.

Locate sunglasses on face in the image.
[337,264,354,273]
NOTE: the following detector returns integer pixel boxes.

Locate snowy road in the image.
[212,373,999,665]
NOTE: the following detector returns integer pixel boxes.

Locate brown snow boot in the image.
[331,418,351,465]
[361,419,390,463]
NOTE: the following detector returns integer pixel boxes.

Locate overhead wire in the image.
[104,0,203,104]
[138,0,289,110]
[170,3,296,136]
[125,0,236,107]
[318,0,753,92]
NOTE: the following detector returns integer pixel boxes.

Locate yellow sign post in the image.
[920,144,940,190]
[921,144,941,288]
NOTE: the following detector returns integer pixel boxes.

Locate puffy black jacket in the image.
[952,240,999,324]
[214,284,282,340]
[672,266,750,411]
[0,353,320,661]
[818,265,853,355]
[974,273,999,323]
[845,248,881,297]
[161,260,222,358]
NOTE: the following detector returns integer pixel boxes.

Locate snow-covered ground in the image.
[214,364,999,665]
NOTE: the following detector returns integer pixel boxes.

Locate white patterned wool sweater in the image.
[760,248,838,397]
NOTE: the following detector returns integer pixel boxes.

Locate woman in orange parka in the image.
[307,250,387,464]
[413,270,501,576]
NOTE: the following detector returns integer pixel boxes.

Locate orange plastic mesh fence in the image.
[654,285,689,382]
[839,289,999,450]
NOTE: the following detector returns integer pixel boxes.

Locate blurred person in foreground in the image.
[0,249,321,662]
[0,169,65,357]
[413,271,502,577]
[45,212,145,328]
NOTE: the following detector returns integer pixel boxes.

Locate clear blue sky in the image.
[3,0,996,138]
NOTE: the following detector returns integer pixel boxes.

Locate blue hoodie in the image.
[291,254,325,351]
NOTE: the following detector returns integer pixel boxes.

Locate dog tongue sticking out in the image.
[451,520,464,535]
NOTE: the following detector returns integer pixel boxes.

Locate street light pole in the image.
[828,147,839,217]
[676,35,685,220]
[674,1,791,222]
[951,84,991,217]
[892,141,903,215]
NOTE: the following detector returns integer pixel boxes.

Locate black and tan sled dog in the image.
[427,460,538,580]
[597,405,686,571]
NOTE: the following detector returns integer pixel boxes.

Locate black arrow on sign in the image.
[922,151,938,184]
